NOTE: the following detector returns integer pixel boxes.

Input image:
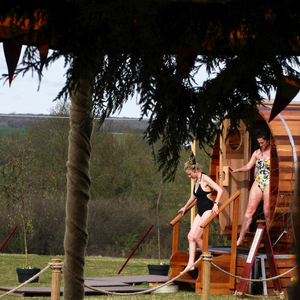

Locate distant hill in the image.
[0,114,149,134]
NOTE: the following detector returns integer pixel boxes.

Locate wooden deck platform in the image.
[0,275,169,297]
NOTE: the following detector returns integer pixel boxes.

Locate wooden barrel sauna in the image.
[210,100,300,253]
[169,100,298,295]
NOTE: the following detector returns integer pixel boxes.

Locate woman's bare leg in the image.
[194,210,212,250]
[184,210,212,271]
[237,183,263,246]
[263,185,270,228]
[237,216,251,246]
[184,214,202,271]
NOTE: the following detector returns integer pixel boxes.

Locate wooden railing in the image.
[200,191,240,252]
[170,199,197,254]
[170,191,240,254]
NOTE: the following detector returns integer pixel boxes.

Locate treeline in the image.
[0,114,148,133]
[0,105,227,260]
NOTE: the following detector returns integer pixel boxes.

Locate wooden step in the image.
[256,220,266,225]
[175,278,196,285]
[170,250,247,295]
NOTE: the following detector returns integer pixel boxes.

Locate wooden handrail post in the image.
[50,258,63,300]
[201,251,212,300]
[172,222,179,254]
[229,194,239,289]
[198,226,210,292]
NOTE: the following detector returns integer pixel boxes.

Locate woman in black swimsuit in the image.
[178,154,223,271]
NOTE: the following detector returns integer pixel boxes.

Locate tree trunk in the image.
[21,198,28,268]
[156,179,164,265]
[63,78,93,300]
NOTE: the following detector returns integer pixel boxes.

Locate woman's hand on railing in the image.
[170,200,197,225]
[211,203,219,215]
[200,191,240,228]
[178,206,186,215]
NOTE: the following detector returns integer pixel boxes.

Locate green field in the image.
[0,128,26,137]
[0,254,281,300]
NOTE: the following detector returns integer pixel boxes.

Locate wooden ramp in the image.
[0,275,169,297]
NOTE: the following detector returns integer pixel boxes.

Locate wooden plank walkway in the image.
[0,275,169,297]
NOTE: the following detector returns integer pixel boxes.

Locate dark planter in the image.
[147,264,170,276]
[286,284,295,300]
[16,267,41,283]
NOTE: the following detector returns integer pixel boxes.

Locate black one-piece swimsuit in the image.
[193,174,213,216]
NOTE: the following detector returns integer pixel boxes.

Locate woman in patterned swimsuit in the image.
[178,154,223,272]
[228,130,270,246]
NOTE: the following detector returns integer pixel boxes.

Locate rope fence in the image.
[83,253,297,299]
[0,265,50,299]
[83,255,203,296]
[0,256,297,299]
[0,259,63,299]
[211,262,298,282]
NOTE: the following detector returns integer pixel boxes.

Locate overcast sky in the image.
[0,46,299,118]
[0,47,145,118]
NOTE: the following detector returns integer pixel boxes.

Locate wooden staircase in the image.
[169,191,241,294]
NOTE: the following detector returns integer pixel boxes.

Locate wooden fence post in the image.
[50,258,63,300]
[201,251,212,300]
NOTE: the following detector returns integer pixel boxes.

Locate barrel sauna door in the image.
[218,119,251,237]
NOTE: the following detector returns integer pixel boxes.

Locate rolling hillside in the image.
[0,114,148,135]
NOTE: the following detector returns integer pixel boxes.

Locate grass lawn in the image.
[0,254,283,300]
